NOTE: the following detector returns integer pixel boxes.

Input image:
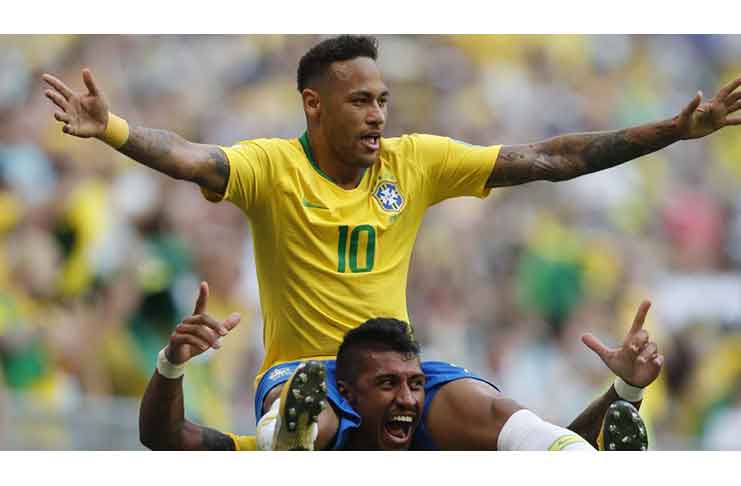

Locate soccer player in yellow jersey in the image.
[43,35,739,450]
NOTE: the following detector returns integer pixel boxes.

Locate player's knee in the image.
[488,396,526,437]
[428,379,520,449]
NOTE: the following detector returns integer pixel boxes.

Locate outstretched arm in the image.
[566,301,663,447]
[118,127,230,195]
[487,77,741,187]
[42,69,229,196]
[139,282,241,450]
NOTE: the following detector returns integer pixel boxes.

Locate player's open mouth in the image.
[383,414,415,446]
[360,134,380,151]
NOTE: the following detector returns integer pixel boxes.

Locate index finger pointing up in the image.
[82,68,100,96]
[193,281,209,315]
[629,300,651,335]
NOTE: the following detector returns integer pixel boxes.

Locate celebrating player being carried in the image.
[43,35,739,450]
[139,282,658,451]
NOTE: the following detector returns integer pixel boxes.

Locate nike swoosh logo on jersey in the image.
[302,199,330,210]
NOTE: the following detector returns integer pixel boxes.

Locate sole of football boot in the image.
[273,360,328,451]
[599,400,648,451]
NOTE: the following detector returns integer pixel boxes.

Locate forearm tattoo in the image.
[487,118,680,187]
[201,427,236,451]
[580,122,679,174]
[119,126,182,175]
[119,127,230,195]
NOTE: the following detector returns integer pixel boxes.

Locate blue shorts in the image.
[254,359,500,450]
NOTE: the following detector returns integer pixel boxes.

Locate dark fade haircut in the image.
[297,35,379,92]
[336,317,420,384]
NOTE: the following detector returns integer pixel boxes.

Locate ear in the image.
[302,88,321,119]
[337,379,355,404]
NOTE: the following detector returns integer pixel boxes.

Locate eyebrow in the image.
[348,89,390,98]
[374,373,425,382]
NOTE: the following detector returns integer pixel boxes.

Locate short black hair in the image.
[336,317,419,384]
[297,35,379,92]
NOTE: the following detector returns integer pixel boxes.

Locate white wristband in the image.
[614,377,644,402]
[156,347,186,379]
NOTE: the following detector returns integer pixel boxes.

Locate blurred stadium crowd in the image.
[1,35,741,450]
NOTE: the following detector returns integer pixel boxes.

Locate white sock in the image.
[497,409,595,451]
[256,397,320,450]
[256,399,280,451]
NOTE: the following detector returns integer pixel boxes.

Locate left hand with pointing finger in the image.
[164,281,241,366]
[581,300,664,389]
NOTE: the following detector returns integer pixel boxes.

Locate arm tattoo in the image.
[118,127,230,195]
[580,122,679,174]
[487,118,680,187]
[211,147,229,181]
[201,427,236,451]
[486,144,547,187]
[119,126,185,177]
[198,146,230,195]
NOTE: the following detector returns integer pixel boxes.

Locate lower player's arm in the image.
[117,125,230,195]
[139,370,235,451]
[486,118,680,187]
[566,385,642,448]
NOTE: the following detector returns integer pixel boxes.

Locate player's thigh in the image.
[263,383,284,414]
[426,378,525,450]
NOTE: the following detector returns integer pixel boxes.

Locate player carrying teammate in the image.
[42,35,739,450]
[140,281,655,451]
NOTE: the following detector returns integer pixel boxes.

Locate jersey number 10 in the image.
[337,225,376,273]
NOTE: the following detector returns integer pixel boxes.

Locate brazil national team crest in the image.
[373,180,405,213]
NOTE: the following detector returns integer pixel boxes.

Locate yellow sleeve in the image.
[412,134,501,206]
[201,140,272,213]
[226,432,258,451]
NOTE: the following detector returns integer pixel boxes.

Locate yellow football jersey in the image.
[205,133,500,382]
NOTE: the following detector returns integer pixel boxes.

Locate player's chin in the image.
[379,422,416,450]
[352,152,378,168]
[352,144,380,166]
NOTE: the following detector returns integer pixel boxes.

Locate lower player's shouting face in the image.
[338,350,425,450]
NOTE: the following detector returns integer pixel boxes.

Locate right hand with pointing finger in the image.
[165,281,241,365]
[581,300,664,389]
[42,68,110,138]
